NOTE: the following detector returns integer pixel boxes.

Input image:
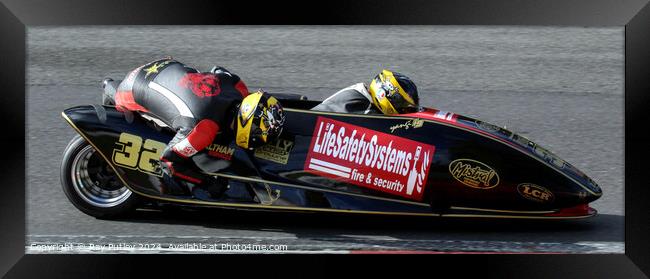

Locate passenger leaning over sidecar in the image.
[311,69,420,115]
[103,57,286,200]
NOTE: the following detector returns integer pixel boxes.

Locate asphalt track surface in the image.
[26,27,624,253]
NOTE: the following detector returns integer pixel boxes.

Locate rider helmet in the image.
[235,91,286,149]
[368,69,419,114]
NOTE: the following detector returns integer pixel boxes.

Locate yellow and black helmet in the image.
[368,69,419,114]
[235,91,286,150]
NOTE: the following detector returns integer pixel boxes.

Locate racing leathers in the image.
[311,83,381,114]
[114,58,249,195]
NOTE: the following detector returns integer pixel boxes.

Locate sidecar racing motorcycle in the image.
[60,83,602,220]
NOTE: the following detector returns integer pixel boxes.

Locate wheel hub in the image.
[70,145,132,208]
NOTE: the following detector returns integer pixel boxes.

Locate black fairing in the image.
[62,103,602,216]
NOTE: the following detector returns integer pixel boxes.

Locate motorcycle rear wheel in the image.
[60,135,140,219]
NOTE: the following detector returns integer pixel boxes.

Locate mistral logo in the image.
[305,117,435,201]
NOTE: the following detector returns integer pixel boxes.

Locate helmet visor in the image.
[386,89,419,113]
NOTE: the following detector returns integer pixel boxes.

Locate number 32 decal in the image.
[112,132,166,177]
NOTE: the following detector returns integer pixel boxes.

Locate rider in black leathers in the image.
[104,57,285,199]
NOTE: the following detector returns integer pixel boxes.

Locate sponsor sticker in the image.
[376,90,386,100]
[144,60,173,78]
[173,138,198,157]
[389,118,424,133]
[206,143,235,160]
[432,110,457,122]
[448,159,500,189]
[254,139,294,164]
[240,103,253,118]
[517,183,554,203]
[304,117,435,201]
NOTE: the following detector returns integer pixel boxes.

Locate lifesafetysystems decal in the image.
[305,117,435,201]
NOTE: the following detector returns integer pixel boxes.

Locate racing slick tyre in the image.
[60,135,140,219]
